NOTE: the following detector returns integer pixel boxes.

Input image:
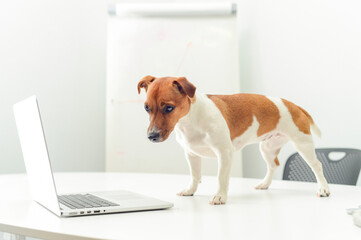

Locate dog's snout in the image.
[148,132,160,143]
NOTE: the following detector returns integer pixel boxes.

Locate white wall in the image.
[0,0,214,174]
[2,0,361,180]
[0,0,107,173]
[238,0,361,181]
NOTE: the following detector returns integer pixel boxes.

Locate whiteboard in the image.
[106,3,242,177]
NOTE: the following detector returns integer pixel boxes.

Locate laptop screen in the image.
[13,96,61,215]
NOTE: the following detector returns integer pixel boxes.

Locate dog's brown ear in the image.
[173,77,196,98]
[137,75,156,94]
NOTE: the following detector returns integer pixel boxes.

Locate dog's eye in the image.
[164,106,175,113]
[144,105,150,113]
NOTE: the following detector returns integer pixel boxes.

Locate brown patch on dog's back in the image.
[207,94,281,140]
[281,99,312,135]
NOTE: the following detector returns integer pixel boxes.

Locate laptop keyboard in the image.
[58,194,119,209]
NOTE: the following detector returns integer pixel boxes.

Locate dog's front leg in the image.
[177,152,201,196]
[210,149,233,205]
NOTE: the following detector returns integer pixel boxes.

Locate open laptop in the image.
[13,96,173,217]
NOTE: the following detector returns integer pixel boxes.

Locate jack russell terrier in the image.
[137,76,330,205]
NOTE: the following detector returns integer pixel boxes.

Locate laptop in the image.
[13,96,173,217]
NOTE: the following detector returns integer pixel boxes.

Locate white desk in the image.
[0,172,360,240]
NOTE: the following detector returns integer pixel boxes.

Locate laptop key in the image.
[58,194,119,209]
[66,195,94,208]
[58,197,78,209]
[60,196,87,208]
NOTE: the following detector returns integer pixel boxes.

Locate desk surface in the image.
[0,172,360,240]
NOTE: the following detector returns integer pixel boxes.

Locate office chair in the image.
[283,148,361,185]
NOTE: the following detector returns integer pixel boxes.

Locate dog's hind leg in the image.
[291,135,330,197]
[255,133,288,190]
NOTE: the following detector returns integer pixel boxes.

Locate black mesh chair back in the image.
[283,148,361,185]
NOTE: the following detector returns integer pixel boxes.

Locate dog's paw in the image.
[177,188,195,196]
[317,187,330,197]
[209,194,227,205]
[254,182,270,190]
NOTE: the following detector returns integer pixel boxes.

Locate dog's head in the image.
[137,76,196,143]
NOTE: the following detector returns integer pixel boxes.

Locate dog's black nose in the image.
[148,132,160,142]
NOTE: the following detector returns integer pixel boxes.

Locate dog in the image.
[137,75,330,205]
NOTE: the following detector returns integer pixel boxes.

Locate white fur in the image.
[175,93,330,204]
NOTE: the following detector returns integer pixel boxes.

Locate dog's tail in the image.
[310,123,322,139]
[297,106,322,139]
